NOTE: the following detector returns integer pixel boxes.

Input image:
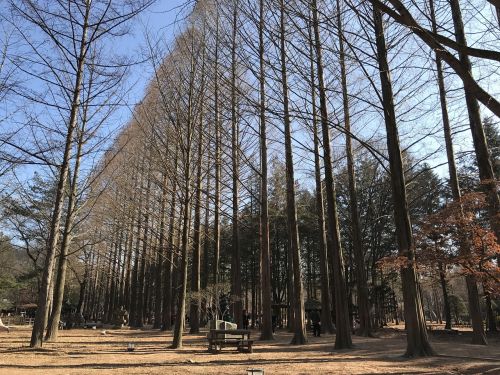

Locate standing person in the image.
[311,310,321,337]
[242,312,249,330]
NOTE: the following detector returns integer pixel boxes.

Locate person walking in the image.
[311,311,321,337]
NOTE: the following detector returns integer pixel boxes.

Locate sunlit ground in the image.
[0,324,499,374]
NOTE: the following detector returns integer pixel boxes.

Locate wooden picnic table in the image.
[207,329,253,353]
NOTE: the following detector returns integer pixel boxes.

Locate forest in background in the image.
[0,0,499,358]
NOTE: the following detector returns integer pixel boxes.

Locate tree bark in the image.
[311,0,351,349]
[213,8,221,319]
[162,148,179,331]
[448,0,500,244]
[171,195,192,348]
[230,1,243,329]
[280,0,306,345]
[153,173,168,329]
[30,2,90,349]
[438,262,452,330]
[335,0,371,338]
[258,0,274,341]
[136,165,152,327]
[45,104,87,341]
[189,95,204,334]
[307,11,334,335]
[372,7,435,357]
[428,0,487,345]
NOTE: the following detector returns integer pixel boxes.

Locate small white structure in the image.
[247,370,264,375]
[208,319,237,330]
[208,319,238,339]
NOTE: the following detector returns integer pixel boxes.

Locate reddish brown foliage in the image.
[379,192,499,296]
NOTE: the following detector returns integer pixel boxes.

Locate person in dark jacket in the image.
[311,310,321,337]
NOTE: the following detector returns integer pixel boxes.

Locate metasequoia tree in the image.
[372,6,434,357]
[229,0,243,329]
[7,0,154,348]
[310,0,351,349]
[170,17,208,349]
[334,0,371,337]
[258,0,274,341]
[365,0,500,240]
[20,0,90,348]
[212,4,222,318]
[306,6,333,335]
[279,0,307,345]
[428,0,487,345]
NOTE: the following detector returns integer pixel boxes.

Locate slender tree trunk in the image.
[153,173,168,329]
[311,0,351,349]
[448,0,500,238]
[172,194,192,348]
[279,0,306,345]
[437,262,452,330]
[230,1,243,329]
[485,292,497,332]
[201,164,211,325]
[258,0,274,341]
[189,97,205,334]
[213,9,221,321]
[137,166,152,328]
[45,108,87,341]
[307,14,333,335]
[171,37,197,347]
[162,149,179,331]
[123,190,137,312]
[429,0,487,345]
[335,0,371,338]
[30,3,90,349]
[130,158,146,327]
[373,7,435,357]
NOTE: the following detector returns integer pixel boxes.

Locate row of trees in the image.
[0,0,498,358]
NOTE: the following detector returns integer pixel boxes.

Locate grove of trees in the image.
[0,0,498,359]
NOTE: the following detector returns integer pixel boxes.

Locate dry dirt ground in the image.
[0,325,499,374]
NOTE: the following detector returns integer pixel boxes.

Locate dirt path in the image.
[0,326,498,374]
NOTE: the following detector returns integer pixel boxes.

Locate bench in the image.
[208,329,253,353]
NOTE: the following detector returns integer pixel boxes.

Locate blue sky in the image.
[0,0,194,187]
[112,0,193,127]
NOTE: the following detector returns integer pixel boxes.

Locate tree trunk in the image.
[213,9,221,319]
[429,0,487,345]
[311,0,351,349]
[201,165,211,325]
[230,1,243,329]
[335,0,371,338]
[372,7,435,357]
[153,173,168,329]
[438,262,452,330]
[258,0,274,341]
[30,2,90,349]
[279,0,306,345]
[45,107,87,341]
[136,167,152,328]
[449,0,500,238]
[485,292,498,332]
[189,97,205,334]
[171,195,192,349]
[162,149,179,331]
[307,13,334,335]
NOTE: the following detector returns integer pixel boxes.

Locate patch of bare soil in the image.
[0,325,498,374]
